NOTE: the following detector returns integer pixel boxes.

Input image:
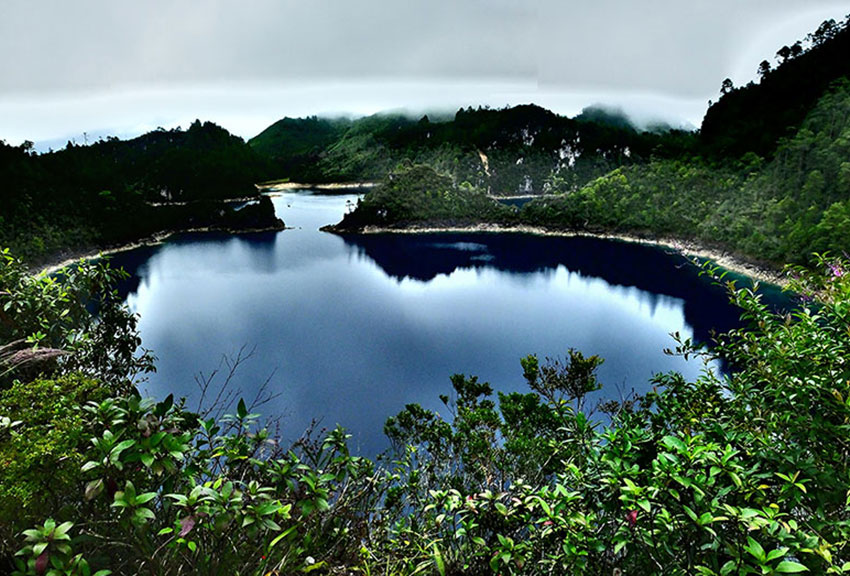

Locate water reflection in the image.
[339,232,759,346]
[106,191,791,456]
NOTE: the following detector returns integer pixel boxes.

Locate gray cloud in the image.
[1,0,848,145]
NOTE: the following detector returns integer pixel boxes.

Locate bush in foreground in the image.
[3,249,850,574]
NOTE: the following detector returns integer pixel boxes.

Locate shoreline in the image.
[329,223,787,286]
[258,181,377,192]
[34,224,287,276]
[35,219,785,287]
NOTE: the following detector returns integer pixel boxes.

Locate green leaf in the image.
[766,547,790,562]
[85,479,104,501]
[269,525,297,549]
[135,492,157,505]
[433,544,446,576]
[744,536,766,563]
[662,435,687,453]
[111,439,136,457]
[775,561,808,573]
[134,508,156,521]
[54,522,73,539]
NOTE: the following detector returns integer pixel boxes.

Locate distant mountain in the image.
[250,104,695,195]
[250,116,351,181]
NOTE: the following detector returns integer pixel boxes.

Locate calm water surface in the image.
[110,191,788,455]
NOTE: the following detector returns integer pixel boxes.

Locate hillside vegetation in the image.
[250,104,695,195]
[0,121,280,264]
[328,164,513,231]
[335,15,850,267]
[701,16,850,158]
[523,78,850,265]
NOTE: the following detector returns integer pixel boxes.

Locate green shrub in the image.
[0,374,110,556]
[7,251,850,575]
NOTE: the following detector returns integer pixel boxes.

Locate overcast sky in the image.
[1,0,848,149]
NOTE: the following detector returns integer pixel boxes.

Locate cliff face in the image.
[250,106,692,196]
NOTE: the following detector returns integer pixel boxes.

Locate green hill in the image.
[701,15,850,158]
[327,164,513,231]
[0,121,279,263]
[336,15,850,267]
[249,116,351,181]
[250,104,695,195]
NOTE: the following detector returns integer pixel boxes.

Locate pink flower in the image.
[179,515,196,537]
[626,509,638,528]
[35,551,49,575]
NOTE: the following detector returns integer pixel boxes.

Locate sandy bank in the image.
[34,224,287,276]
[258,182,377,192]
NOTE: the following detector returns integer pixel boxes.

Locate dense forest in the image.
[4,12,850,576]
[0,121,280,264]
[333,15,850,267]
[250,103,696,194]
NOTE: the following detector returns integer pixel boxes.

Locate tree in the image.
[720,78,735,95]
[808,19,838,47]
[757,60,772,81]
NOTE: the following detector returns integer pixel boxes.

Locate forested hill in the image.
[701,16,850,158]
[249,104,696,195]
[255,15,850,194]
[332,15,850,267]
[0,120,279,263]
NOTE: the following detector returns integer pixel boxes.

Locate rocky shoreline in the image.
[34,222,288,276]
[258,181,377,192]
[31,194,286,274]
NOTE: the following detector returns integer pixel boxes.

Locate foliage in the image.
[0,121,276,264]
[0,249,155,388]
[366,258,850,575]
[330,164,514,231]
[0,375,111,557]
[524,77,850,265]
[6,248,850,574]
[702,14,850,158]
[7,392,383,575]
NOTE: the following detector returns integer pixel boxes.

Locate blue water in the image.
[108,191,790,455]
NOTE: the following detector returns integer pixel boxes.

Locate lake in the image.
[109,191,789,455]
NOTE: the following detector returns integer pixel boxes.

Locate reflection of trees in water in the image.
[110,231,281,300]
[340,232,792,347]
